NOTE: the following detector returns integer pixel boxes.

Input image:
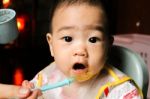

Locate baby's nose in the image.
[73,48,88,57]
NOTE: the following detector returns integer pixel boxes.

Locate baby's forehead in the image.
[50,2,107,34]
[53,3,105,23]
[56,2,104,12]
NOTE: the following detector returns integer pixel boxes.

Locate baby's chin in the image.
[73,71,97,82]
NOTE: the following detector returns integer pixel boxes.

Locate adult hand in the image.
[0,84,42,99]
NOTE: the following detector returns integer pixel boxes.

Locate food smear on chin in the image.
[75,71,95,82]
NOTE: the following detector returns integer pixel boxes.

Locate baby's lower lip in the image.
[71,68,88,74]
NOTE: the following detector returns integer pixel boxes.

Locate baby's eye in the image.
[62,36,72,42]
[88,37,100,43]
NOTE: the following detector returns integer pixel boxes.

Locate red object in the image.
[13,67,24,85]
[123,89,139,99]
[2,0,11,8]
[104,87,109,97]
[17,16,26,32]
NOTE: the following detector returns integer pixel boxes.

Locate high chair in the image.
[108,45,149,98]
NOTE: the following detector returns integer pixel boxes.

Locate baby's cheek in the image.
[96,65,103,72]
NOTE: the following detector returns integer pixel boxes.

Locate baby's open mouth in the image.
[72,63,95,82]
[72,63,86,70]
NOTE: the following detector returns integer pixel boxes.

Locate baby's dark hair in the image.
[48,0,110,34]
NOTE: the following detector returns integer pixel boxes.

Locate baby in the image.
[22,0,143,99]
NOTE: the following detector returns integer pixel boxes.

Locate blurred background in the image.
[0,0,150,88]
[0,0,53,85]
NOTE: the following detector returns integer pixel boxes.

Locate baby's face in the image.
[47,4,107,82]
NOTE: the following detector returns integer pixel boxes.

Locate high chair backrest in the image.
[108,45,149,98]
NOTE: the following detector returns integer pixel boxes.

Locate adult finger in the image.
[27,89,42,99]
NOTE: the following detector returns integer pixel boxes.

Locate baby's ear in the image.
[46,33,54,57]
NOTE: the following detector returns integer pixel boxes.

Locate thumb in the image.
[17,87,31,98]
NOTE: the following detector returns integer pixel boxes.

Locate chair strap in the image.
[96,66,143,99]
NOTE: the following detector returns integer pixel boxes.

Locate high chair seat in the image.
[108,45,149,98]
